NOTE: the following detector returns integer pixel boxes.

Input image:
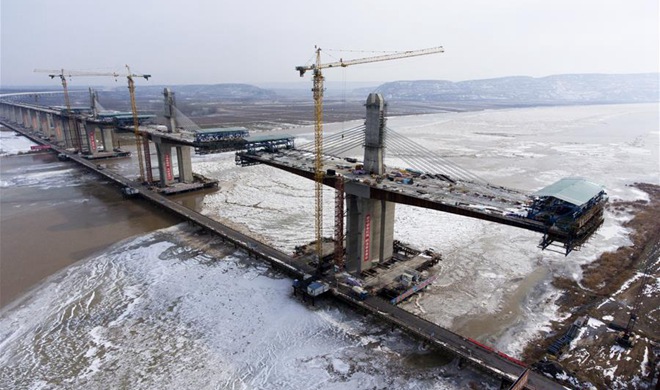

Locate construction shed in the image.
[528,177,606,232]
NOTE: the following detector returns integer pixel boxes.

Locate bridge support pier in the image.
[26,108,35,130]
[61,117,75,150]
[19,107,26,126]
[153,135,194,187]
[44,113,55,140]
[83,120,99,155]
[345,93,396,274]
[11,106,19,124]
[100,125,114,152]
[53,115,65,144]
[36,111,46,134]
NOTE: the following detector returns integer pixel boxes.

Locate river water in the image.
[0,102,658,389]
[0,135,180,307]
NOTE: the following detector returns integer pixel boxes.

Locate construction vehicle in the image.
[295,46,444,275]
[351,286,369,301]
[36,67,151,183]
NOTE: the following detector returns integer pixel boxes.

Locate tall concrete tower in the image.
[363,93,386,175]
[345,93,395,274]
[163,88,177,133]
[89,88,100,119]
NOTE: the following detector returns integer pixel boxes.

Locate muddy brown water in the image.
[0,152,180,308]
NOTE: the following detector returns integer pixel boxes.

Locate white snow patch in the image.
[588,318,606,329]
[603,365,618,381]
[641,347,649,377]
[331,358,350,375]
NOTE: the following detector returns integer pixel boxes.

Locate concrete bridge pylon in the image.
[345,93,395,274]
[151,88,193,187]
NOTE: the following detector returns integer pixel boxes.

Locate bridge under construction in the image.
[0,88,609,389]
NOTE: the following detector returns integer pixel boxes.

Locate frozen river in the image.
[0,102,657,389]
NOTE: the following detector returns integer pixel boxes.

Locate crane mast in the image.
[296,46,444,272]
[312,48,325,268]
[38,70,84,152]
[125,65,152,184]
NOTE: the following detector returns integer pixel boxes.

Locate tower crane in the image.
[34,68,87,152]
[35,67,152,183]
[295,46,444,272]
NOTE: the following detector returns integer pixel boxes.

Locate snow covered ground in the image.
[0,225,494,389]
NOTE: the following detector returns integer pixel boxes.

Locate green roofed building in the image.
[528,177,607,233]
[533,177,605,207]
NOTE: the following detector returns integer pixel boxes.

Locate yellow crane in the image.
[34,68,88,152]
[35,68,151,182]
[295,46,444,270]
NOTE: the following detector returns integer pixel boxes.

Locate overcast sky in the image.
[1,0,658,87]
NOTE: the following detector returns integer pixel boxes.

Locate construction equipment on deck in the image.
[295,46,444,274]
[35,67,151,182]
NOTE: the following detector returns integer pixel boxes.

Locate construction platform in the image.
[150,173,218,195]
[80,150,131,160]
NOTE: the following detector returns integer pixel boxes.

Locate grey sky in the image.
[1,0,658,87]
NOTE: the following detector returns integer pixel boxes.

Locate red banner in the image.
[164,153,173,181]
[88,130,96,152]
[363,214,371,262]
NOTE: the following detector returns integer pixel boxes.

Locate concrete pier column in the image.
[41,113,52,138]
[100,126,114,152]
[344,93,396,274]
[36,111,45,133]
[16,107,25,126]
[61,117,75,149]
[155,141,175,187]
[176,146,194,183]
[345,186,395,273]
[26,109,32,128]
[29,110,38,130]
[53,116,65,144]
[83,120,98,154]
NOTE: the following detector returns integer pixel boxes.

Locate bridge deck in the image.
[238,150,571,241]
[2,119,567,389]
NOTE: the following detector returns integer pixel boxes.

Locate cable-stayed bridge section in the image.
[237,93,606,268]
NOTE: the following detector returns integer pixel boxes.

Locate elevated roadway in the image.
[238,150,572,244]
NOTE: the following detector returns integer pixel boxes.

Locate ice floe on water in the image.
[0,127,37,156]
[0,224,495,389]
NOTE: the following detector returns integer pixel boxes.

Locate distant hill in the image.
[364,73,659,105]
[134,83,278,101]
